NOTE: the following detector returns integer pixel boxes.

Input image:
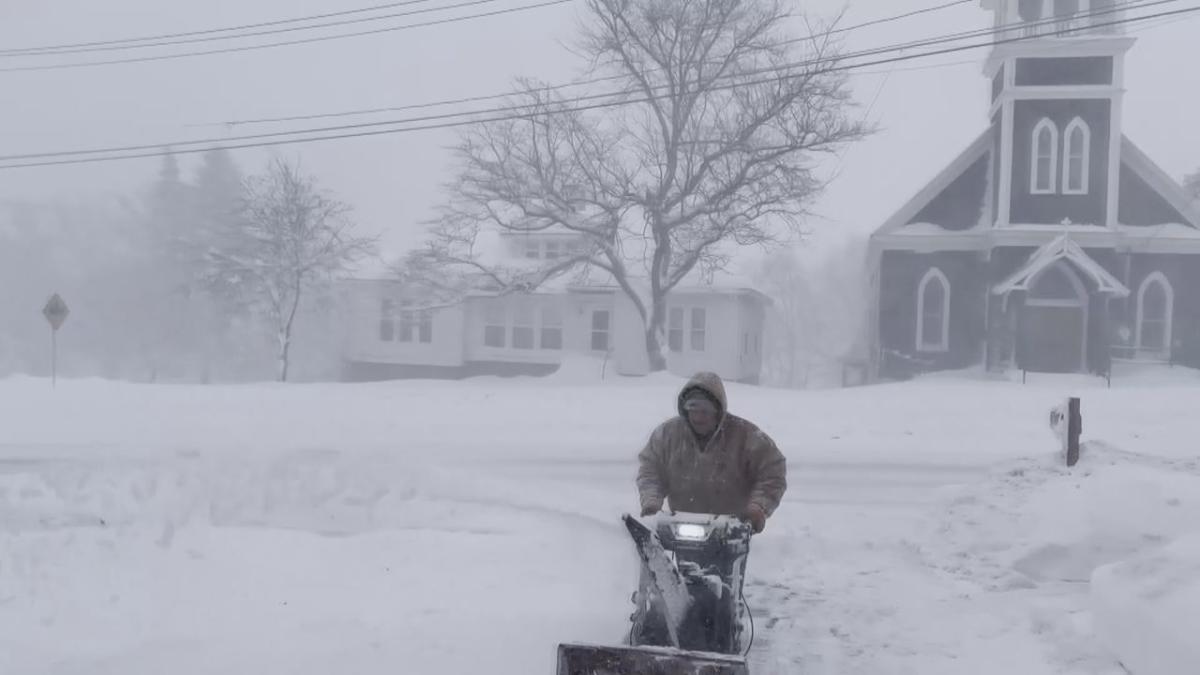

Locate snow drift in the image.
[3,370,1200,674]
[1091,534,1200,675]
[921,443,1200,590]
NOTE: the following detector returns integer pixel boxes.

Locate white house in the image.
[337,230,770,383]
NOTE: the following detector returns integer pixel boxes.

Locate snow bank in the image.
[923,444,1200,590]
[1091,534,1200,675]
[3,372,1200,673]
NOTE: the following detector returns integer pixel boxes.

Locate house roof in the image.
[563,282,772,306]
[873,129,994,237]
[992,231,1130,297]
[497,225,582,237]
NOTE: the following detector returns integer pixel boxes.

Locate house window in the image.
[512,304,535,349]
[1136,272,1174,358]
[417,310,433,344]
[540,306,563,350]
[916,268,951,352]
[524,239,540,259]
[690,308,706,351]
[483,303,506,348]
[1062,117,1090,195]
[544,240,562,261]
[591,310,611,352]
[1031,118,1059,194]
[379,299,395,341]
[398,310,415,342]
[1053,0,1080,19]
[668,307,684,352]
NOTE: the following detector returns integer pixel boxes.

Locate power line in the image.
[1,4,1195,170]
[1,0,511,58]
[194,0,1158,130]
[0,0,441,56]
[2,2,1185,165]
[827,0,974,36]
[6,6,1088,160]
[0,0,576,73]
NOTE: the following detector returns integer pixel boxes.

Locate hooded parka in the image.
[636,371,787,519]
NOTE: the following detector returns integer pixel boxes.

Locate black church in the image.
[868,0,1200,379]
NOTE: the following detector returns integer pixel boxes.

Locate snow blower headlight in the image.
[673,523,710,541]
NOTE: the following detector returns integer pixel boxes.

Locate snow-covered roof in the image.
[1120,137,1200,229]
[872,129,994,237]
[496,225,581,237]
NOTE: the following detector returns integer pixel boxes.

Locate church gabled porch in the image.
[986,232,1130,374]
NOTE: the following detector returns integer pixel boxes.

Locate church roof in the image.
[871,130,1200,252]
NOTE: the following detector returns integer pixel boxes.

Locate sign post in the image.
[1048,396,1083,467]
[42,293,69,387]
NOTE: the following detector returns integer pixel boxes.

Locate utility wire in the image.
[1,4,1195,170]
[7,6,1120,161]
[826,0,975,36]
[192,0,1163,129]
[191,0,979,128]
[1,0,511,58]
[2,3,1186,166]
[0,0,442,56]
[3,0,969,61]
[0,0,576,73]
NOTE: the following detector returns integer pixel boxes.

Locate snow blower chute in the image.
[556,512,754,675]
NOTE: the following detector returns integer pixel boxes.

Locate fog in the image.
[2,3,1200,671]
[2,1,1196,384]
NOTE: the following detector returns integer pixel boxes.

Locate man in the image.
[636,371,787,533]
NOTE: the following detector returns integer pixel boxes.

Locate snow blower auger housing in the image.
[556,512,754,675]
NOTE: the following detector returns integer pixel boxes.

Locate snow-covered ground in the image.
[1,360,1198,674]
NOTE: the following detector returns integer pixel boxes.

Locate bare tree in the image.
[404,0,870,370]
[207,158,376,382]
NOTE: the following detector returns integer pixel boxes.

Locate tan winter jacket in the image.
[636,372,787,518]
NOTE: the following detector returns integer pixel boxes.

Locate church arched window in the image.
[1031,118,1059,194]
[1062,117,1091,194]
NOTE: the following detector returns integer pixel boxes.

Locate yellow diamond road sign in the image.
[43,293,69,331]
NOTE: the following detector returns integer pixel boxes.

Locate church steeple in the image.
[981,0,1136,229]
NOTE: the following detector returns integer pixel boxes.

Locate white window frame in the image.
[379,299,395,341]
[539,305,563,350]
[590,309,611,352]
[1031,118,1059,195]
[1061,117,1091,195]
[416,310,433,344]
[483,303,507,348]
[916,267,951,353]
[689,308,707,352]
[667,307,684,353]
[1135,271,1174,359]
[510,303,536,350]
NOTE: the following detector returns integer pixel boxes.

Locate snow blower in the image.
[556,512,754,675]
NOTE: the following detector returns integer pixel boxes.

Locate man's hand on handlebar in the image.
[741,502,766,533]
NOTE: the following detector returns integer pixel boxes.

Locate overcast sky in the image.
[1,0,1196,271]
